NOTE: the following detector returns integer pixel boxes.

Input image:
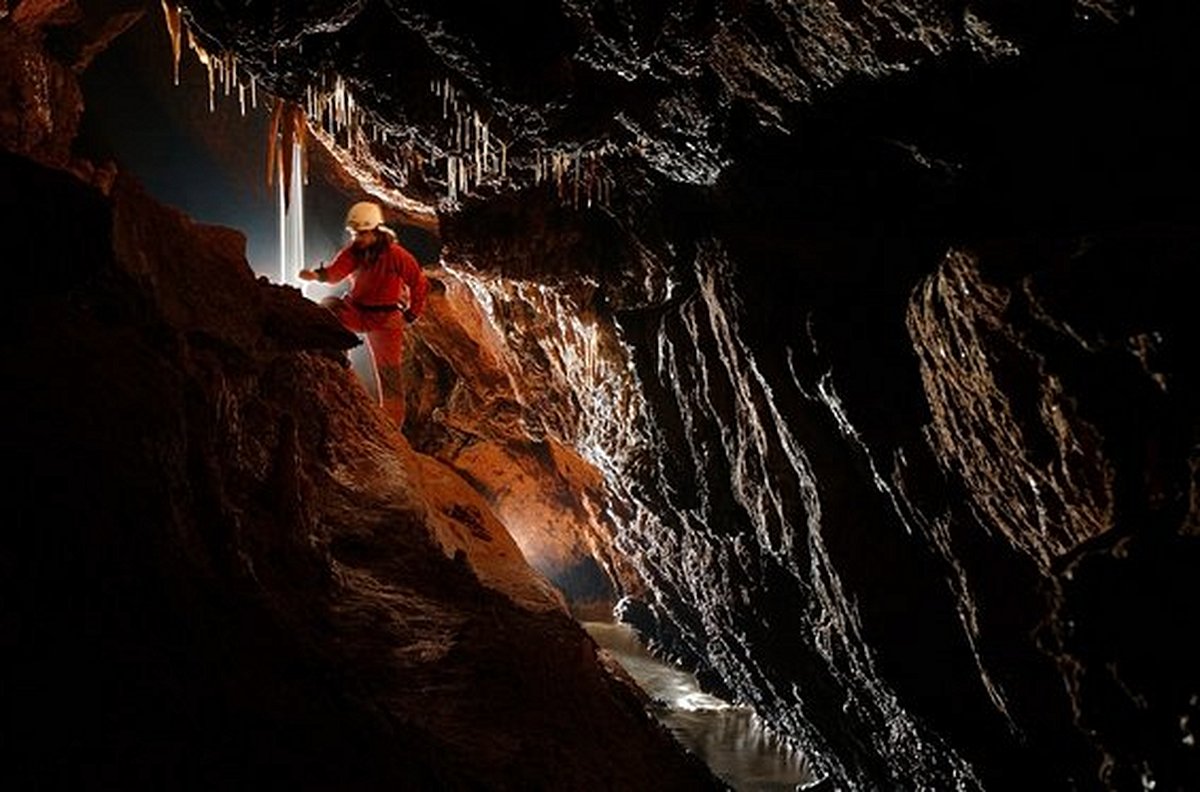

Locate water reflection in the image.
[583,621,815,791]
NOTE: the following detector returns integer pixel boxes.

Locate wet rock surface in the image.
[8,1,1200,790]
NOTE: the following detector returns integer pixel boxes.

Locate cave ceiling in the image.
[163,0,1173,293]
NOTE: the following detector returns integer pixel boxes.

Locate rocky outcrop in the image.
[401,267,651,613]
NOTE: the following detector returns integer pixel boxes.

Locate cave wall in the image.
[17,1,1200,790]
[417,5,1200,789]
[587,10,1200,787]
[599,35,1199,792]
[606,225,1199,790]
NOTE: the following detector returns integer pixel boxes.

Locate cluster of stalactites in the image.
[433,79,616,210]
[302,72,428,194]
[433,78,508,204]
[305,75,360,155]
[161,1,617,212]
[533,143,617,210]
[161,0,256,115]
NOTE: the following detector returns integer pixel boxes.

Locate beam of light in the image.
[277,146,286,285]
[288,139,305,286]
[267,99,308,289]
[279,141,307,289]
[275,139,307,289]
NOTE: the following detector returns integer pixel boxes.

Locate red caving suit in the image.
[317,238,429,428]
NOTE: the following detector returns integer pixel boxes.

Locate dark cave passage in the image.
[5,2,1199,790]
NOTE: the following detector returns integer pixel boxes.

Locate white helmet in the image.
[345,201,385,232]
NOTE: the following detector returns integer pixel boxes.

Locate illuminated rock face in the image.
[9,2,1200,791]
[401,266,652,613]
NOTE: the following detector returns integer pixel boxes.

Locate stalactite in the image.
[573,148,581,209]
[482,120,489,171]
[585,151,594,208]
[277,145,286,283]
[474,111,482,184]
[556,152,566,200]
[265,97,283,194]
[160,0,182,86]
[184,29,215,111]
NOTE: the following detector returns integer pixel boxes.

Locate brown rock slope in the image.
[0,113,720,792]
